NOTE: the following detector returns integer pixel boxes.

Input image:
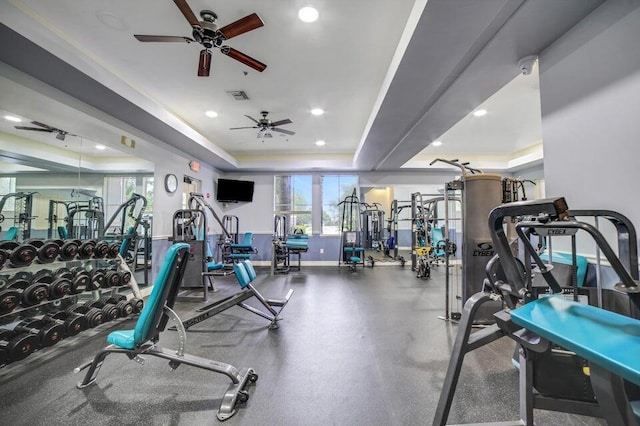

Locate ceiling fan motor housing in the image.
[193,10,220,48]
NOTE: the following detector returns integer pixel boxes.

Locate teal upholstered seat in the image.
[511,296,640,386]
[232,262,252,289]
[106,243,190,349]
[243,260,257,281]
[6,227,18,241]
[230,232,254,250]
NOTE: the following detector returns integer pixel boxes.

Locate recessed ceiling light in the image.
[4,115,22,122]
[298,6,319,23]
[205,110,218,118]
[432,140,442,147]
[315,140,325,146]
[311,108,324,116]
[472,109,487,117]
[95,144,106,150]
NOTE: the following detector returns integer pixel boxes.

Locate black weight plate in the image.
[64,314,87,336]
[107,243,120,258]
[0,249,7,269]
[89,271,104,290]
[49,278,71,299]
[105,271,120,287]
[33,269,53,283]
[59,241,79,260]
[77,240,96,259]
[9,244,37,267]
[11,271,33,284]
[70,274,89,294]
[119,271,132,285]
[37,241,60,263]
[94,241,109,258]
[22,282,49,306]
[8,278,30,290]
[25,239,43,248]
[39,322,65,347]
[0,289,20,314]
[0,241,18,250]
[5,333,39,362]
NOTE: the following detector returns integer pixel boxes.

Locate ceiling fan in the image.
[230,111,295,138]
[14,121,75,141]
[134,0,266,77]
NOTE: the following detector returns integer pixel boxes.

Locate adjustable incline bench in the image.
[177,259,294,330]
[75,243,258,421]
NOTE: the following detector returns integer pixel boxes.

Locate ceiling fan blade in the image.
[272,127,296,136]
[218,13,264,40]
[244,115,259,124]
[229,126,259,130]
[220,47,266,72]
[173,0,200,27]
[198,49,212,77]
[134,35,194,43]
[270,119,292,127]
[14,126,53,132]
[30,120,56,130]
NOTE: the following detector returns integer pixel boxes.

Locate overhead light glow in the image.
[205,110,218,118]
[315,140,325,146]
[472,109,487,117]
[432,140,442,147]
[311,108,324,116]
[298,6,319,23]
[4,115,22,122]
[95,144,106,150]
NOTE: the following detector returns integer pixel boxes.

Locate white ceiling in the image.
[0,0,604,173]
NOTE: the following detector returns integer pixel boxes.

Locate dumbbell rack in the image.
[0,238,144,370]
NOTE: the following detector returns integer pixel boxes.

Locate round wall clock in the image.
[165,174,178,193]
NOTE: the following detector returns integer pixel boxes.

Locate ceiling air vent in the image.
[227,90,249,100]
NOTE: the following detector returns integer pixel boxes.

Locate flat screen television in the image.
[216,178,255,202]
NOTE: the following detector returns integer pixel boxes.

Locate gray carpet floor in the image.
[0,265,605,425]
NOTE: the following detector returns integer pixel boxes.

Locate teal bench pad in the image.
[510,296,640,386]
[350,256,361,263]
[343,247,364,252]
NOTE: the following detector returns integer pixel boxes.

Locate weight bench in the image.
[225,232,257,262]
[177,260,294,330]
[74,243,257,421]
[510,296,640,425]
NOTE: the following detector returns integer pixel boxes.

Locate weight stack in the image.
[461,174,503,323]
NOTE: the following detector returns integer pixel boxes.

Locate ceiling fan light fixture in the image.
[4,115,22,122]
[198,49,212,77]
[315,140,325,146]
[311,108,324,116]
[205,110,218,118]
[298,6,319,23]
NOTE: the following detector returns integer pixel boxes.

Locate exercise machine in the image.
[0,192,35,241]
[271,214,309,275]
[338,189,369,271]
[172,208,216,301]
[433,198,640,425]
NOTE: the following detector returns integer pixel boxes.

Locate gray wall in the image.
[540,0,640,259]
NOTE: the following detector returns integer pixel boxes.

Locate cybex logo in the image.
[548,229,567,235]
[473,241,494,257]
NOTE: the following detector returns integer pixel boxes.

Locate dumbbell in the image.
[8,274,49,307]
[33,269,71,300]
[93,240,110,258]
[99,296,134,317]
[119,270,132,286]
[130,297,144,314]
[68,267,91,293]
[34,312,87,337]
[0,247,7,269]
[0,329,39,363]
[2,318,65,347]
[83,299,119,321]
[52,239,79,261]
[65,303,104,328]
[88,268,105,290]
[77,240,96,260]
[103,269,121,288]
[0,241,38,267]
[107,243,121,259]
[25,239,60,264]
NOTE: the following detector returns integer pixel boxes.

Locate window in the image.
[274,175,312,234]
[143,176,154,214]
[0,177,16,212]
[321,175,358,235]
